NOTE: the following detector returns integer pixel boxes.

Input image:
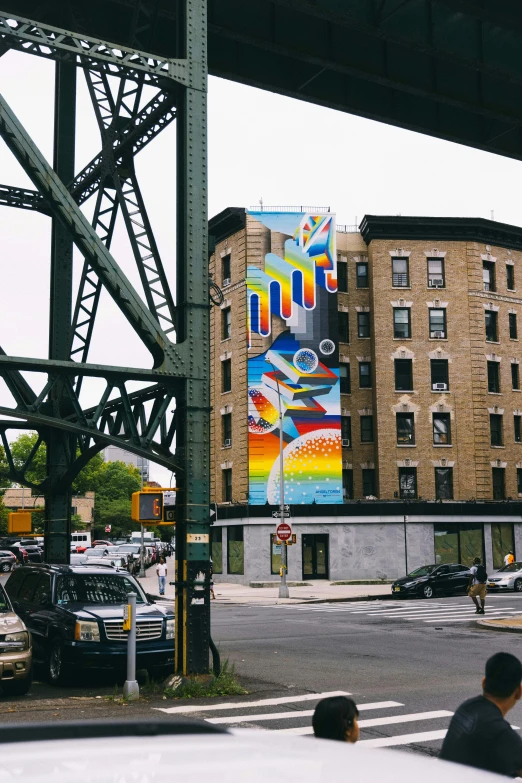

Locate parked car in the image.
[70,554,88,565]
[4,564,174,684]
[84,557,129,571]
[0,544,29,565]
[0,580,32,695]
[487,561,522,592]
[92,540,112,547]
[17,544,43,564]
[391,563,472,599]
[0,550,16,573]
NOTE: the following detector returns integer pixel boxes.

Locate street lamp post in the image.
[269,361,289,599]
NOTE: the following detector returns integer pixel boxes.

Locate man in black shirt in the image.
[440,652,522,776]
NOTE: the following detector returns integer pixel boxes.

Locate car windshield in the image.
[56,574,146,605]
[498,562,522,572]
[407,565,436,578]
[117,545,140,553]
[0,585,10,612]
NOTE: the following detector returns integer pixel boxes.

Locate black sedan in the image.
[4,564,174,684]
[392,563,471,599]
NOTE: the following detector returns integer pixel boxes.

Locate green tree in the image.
[0,444,12,488]
[0,495,7,536]
[10,433,47,485]
[92,461,141,537]
[71,513,87,531]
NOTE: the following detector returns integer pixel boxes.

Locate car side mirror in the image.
[145,593,156,603]
[39,593,49,606]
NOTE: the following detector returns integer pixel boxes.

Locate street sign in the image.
[272,510,290,518]
[276,522,292,541]
[163,491,176,506]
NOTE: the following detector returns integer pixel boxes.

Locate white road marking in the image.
[154,690,350,714]
[206,700,404,725]
[381,607,516,619]
[359,729,448,747]
[425,611,520,622]
[275,710,453,735]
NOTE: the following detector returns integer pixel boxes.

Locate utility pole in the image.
[270,360,289,599]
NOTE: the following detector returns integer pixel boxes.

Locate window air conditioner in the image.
[433,382,448,391]
[433,331,445,338]
[224,438,231,447]
[342,439,350,447]
[429,278,444,288]
[223,278,231,287]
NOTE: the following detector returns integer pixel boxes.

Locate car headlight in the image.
[5,631,30,650]
[402,581,418,587]
[75,620,100,642]
[166,619,175,640]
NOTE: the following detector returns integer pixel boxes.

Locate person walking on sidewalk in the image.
[440,652,522,777]
[504,551,515,566]
[156,557,167,596]
[467,556,487,615]
[312,696,360,743]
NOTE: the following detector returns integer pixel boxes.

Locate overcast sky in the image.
[0,49,521,487]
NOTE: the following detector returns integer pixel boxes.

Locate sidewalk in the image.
[137,559,391,605]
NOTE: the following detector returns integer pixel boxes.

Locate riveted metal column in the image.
[44,60,77,564]
[175,0,210,675]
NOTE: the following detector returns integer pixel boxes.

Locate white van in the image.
[70,532,91,552]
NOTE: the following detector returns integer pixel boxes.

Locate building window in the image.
[222,413,232,447]
[341,416,351,447]
[392,257,409,287]
[427,258,445,288]
[492,467,505,500]
[222,359,232,392]
[510,313,518,340]
[357,312,370,338]
[429,308,446,339]
[340,363,351,394]
[490,413,503,446]
[487,361,500,394]
[512,363,520,390]
[211,528,223,574]
[393,308,411,339]
[492,523,515,570]
[227,525,244,574]
[337,261,348,292]
[515,415,521,443]
[433,412,451,445]
[222,254,231,285]
[518,468,522,495]
[396,412,415,445]
[394,358,413,391]
[431,359,449,391]
[360,415,374,443]
[485,310,498,342]
[338,311,349,343]
[359,362,372,388]
[342,469,354,500]
[356,261,369,288]
[434,523,484,567]
[507,265,515,291]
[435,467,453,500]
[362,468,376,497]
[399,467,417,499]
[221,307,231,340]
[222,468,232,502]
[483,261,495,292]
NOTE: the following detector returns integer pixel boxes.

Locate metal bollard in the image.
[122,592,139,700]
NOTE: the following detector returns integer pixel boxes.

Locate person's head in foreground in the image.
[312,696,360,743]
[483,652,522,713]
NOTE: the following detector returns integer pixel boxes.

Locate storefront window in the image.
[491,523,515,570]
[434,523,484,568]
[211,528,222,574]
[227,526,244,574]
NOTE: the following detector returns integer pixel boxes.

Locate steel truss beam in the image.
[0,11,194,88]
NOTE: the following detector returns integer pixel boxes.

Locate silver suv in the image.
[0,582,32,695]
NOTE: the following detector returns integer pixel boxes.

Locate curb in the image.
[147,592,393,605]
[477,618,522,633]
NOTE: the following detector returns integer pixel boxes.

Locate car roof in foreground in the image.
[20,563,140,577]
[0,720,505,783]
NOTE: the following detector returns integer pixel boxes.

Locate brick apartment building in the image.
[208,208,522,584]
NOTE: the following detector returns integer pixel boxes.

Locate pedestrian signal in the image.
[132,492,163,522]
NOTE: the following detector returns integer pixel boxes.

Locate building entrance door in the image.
[302,534,329,579]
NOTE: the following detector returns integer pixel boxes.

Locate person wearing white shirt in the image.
[156,557,167,596]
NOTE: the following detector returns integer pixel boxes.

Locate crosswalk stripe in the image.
[274,710,453,735]
[207,700,404,725]
[154,690,350,715]
[359,729,448,747]
[425,611,520,623]
[378,607,514,618]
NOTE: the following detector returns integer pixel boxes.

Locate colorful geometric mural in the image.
[247,212,343,505]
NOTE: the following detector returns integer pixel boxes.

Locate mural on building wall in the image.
[247,211,343,505]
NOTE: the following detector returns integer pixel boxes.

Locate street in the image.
[3,591,522,757]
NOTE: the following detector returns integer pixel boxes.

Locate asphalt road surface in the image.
[3,589,522,758]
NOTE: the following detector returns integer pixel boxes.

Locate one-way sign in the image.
[272,510,290,518]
